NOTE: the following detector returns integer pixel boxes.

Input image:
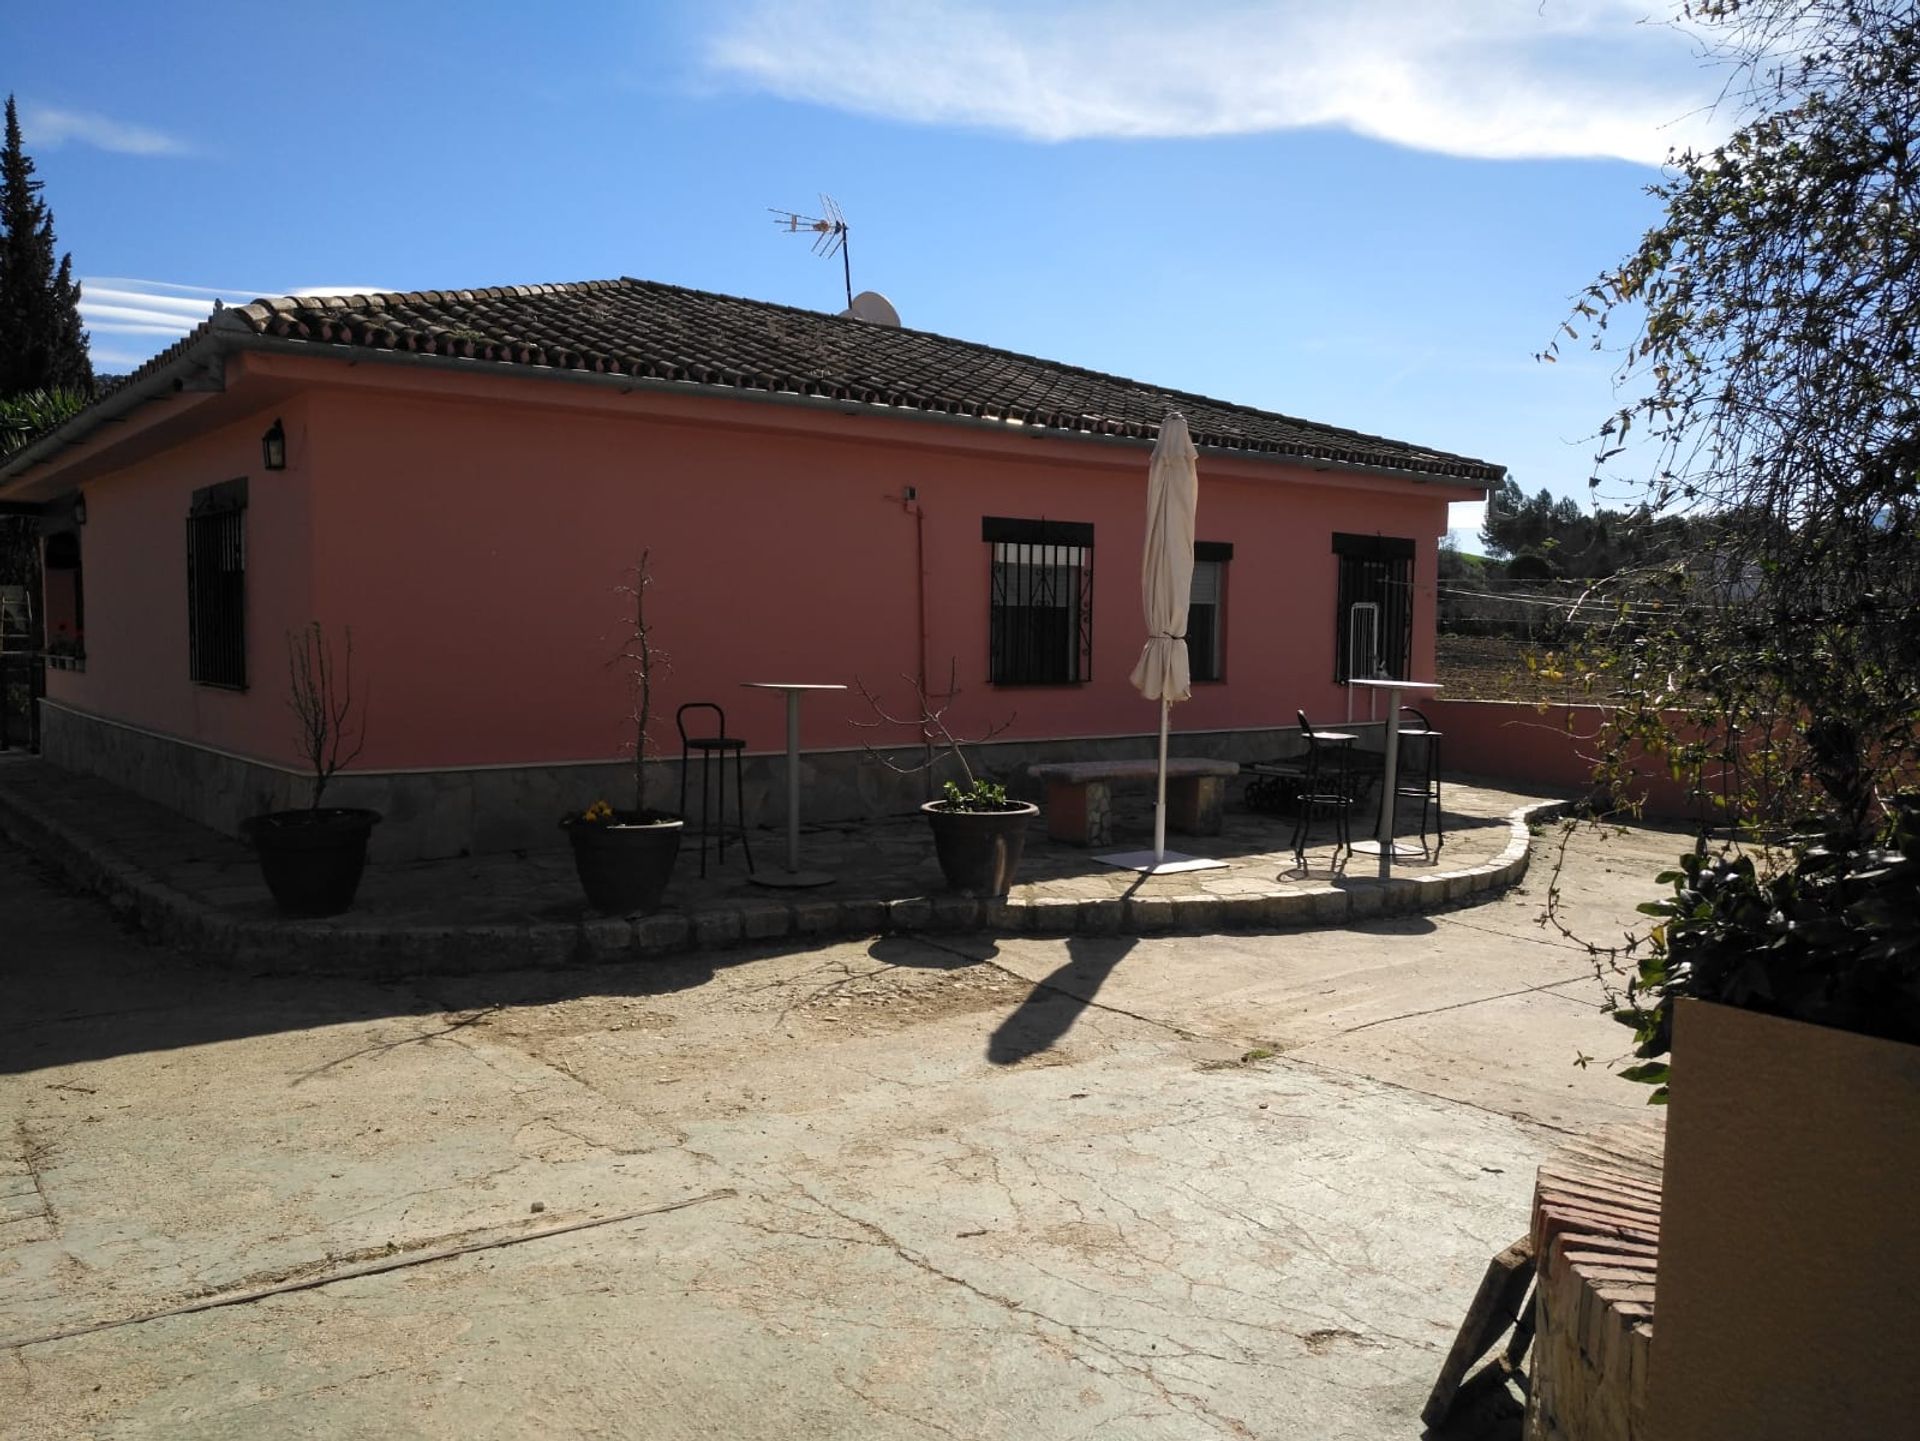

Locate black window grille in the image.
[41,528,84,664]
[187,479,248,688]
[1332,533,1414,683]
[984,517,1093,685]
[1189,541,1232,683]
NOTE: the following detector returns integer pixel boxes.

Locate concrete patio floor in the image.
[0,811,1682,1439]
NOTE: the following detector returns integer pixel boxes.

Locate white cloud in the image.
[705,0,1725,163]
[89,349,157,369]
[78,278,240,342]
[21,104,188,157]
[82,286,229,318]
[87,321,199,339]
[1448,501,1488,551]
[77,278,397,365]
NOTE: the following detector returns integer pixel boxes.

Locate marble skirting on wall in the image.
[39,701,1383,862]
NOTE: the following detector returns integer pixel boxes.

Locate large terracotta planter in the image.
[923,800,1037,897]
[1648,998,1920,1441]
[564,813,683,916]
[244,808,382,917]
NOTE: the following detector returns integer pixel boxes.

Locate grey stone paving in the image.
[0,754,1571,972]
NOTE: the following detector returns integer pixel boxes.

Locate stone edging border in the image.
[0,780,1574,976]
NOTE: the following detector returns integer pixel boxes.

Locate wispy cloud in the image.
[705,0,1725,164]
[78,278,398,368]
[79,279,252,343]
[21,104,189,157]
[287,285,401,297]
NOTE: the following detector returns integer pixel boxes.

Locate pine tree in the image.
[0,94,92,397]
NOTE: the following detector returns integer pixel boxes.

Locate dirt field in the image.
[1434,633,1622,705]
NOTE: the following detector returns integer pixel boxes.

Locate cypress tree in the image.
[0,94,92,396]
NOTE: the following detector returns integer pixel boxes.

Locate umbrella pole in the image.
[1154,699,1169,864]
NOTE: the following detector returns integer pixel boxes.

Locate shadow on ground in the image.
[1,838,817,1075]
[864,932,1141,1067]
[3,820,1455,1076]
[983,935,1138,1066]
[1422,1369,1529,1440]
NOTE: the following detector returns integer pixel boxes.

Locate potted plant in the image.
[563,551,683,915]
[855,664,1036,897]
[244,623,380,917]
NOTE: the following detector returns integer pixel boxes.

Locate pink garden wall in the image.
[1425,698,1743,822]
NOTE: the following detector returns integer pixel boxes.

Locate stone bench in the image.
[1026,759,1240,847]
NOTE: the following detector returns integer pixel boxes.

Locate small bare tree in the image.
[852,661,1016,810]
[611,551,670,816]
[286,622,367,810]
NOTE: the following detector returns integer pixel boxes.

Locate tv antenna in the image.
[771,194,852,308]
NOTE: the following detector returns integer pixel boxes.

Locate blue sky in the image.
[0,1,1727,548]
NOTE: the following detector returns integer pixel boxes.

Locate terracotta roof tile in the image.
[35,277,1504,484]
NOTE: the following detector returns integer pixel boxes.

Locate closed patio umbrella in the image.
[1131,412,1196,864]
[1098,412,1224,872]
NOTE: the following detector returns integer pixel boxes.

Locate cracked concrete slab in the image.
[0,818,1677,1438]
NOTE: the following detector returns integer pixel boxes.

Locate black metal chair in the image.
[676,703,753,878]
[1291,710,1356,868]
[1396,705,1444,854]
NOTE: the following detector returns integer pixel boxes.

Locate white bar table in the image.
[1346,678,1442,878]
[742,681,846,888]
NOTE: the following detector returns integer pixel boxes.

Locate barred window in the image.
[1189,541,1232,683]
[1333,533,1413,683]
[42,527,84,668]
[187,479,247,688]
[984,517,1093,685]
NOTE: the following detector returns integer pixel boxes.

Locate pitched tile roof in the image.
[20,278,1504,485]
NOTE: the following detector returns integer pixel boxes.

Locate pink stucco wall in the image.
[297,370,1463,769]
[42,397,317,766]
[43,353,1479,774]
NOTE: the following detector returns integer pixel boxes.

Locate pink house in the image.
[0,278,1500,858]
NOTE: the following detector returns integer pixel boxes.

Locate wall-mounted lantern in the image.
[72,493,86,526]
[262,418,287,471]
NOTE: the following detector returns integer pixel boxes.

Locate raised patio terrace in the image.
[0,755,1573,974]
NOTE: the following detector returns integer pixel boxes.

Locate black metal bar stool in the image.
[676,702,753,878]
[1292,710,1357,868]
[1396,705,1444,854]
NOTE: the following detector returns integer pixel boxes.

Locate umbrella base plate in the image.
[751,868,837,888]
[1351,840,1430,859]
[1093,850,1230,874]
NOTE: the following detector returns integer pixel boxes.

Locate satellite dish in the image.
[840,290,901,327]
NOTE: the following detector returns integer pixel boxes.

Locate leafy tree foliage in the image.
[1479,479,1586,562]
[0,385,86,457]
[1544,0,1920,1089]
[1552,0,1920,837]
[0,388,87,637]
[0,93,93,633]
[1478,477,1710,578]
[0,96,90,396]
[1436,533,1488,582]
